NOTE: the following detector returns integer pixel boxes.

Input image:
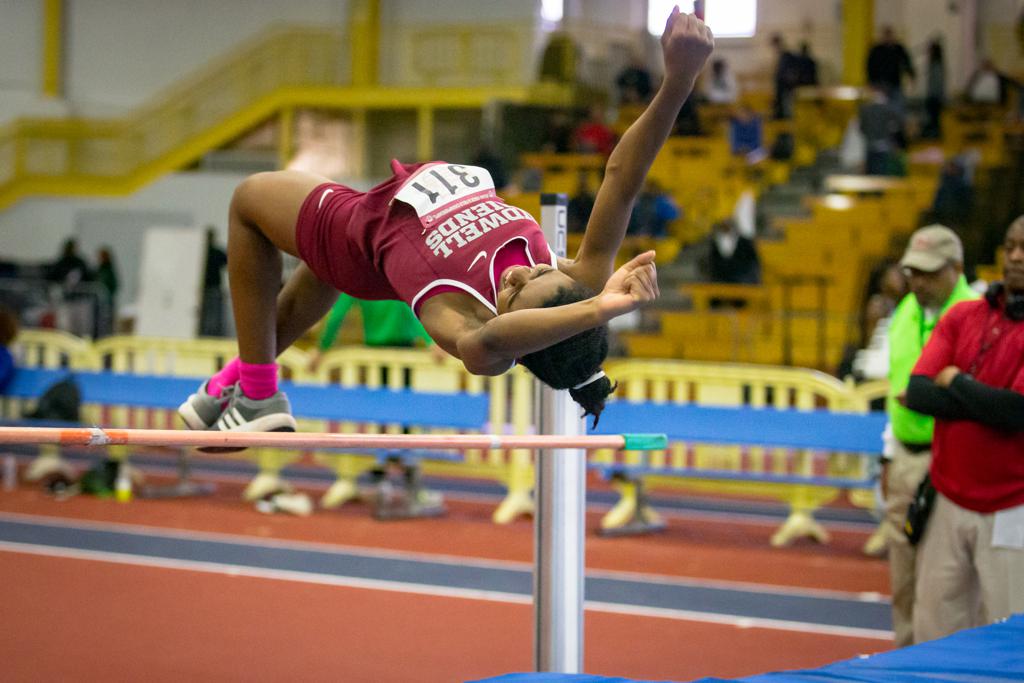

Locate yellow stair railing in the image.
[0,24,572,211]
[0,27,343,210]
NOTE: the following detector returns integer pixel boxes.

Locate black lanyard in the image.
[967,309,1006,377]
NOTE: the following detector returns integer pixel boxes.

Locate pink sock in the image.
[238,361,278,400]
[207,358,241,397]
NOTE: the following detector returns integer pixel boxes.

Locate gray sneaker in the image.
[178,381,234,431]
[214,386,297,434]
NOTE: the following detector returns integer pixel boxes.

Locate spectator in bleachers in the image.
[538,32,580,85]
[705,59,738,104]
[795,42,819,87]
[471,144,509,192]
[770,34,800,119]
[922,40,946,140]
[930,158,973,231]
[200,227,228,337]
[627,179,679,238]
[572,105,617,155]
[905,215,1024,644]
[674,96,703,136]
[45,238,90,288]
[965,58,1006,105]
[847,262,909,383]
[567,170,596,235]
[708,218,761,286]
[865,263,909,349]
[540,111,574,153]
[94,246,119,337]
[867,26,915,107]
[94,247,118,309]
[882,225,978,647]
[0,306,17,393]
[616,52,654,105]
[859,84,906,176]
[729,105,764,158]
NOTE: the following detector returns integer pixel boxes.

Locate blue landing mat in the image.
[471,614,1024,683]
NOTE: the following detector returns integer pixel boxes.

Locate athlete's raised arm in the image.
[451,251,660,374]
[567,8,713,290]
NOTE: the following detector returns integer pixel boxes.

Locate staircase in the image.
[0,25,573,211]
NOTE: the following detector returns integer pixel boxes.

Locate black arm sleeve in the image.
[946,373,1024,432]
[905,375,972,420]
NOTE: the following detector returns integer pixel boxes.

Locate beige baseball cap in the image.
[900,225,963,272]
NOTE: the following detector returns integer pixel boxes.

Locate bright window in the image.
[542,0,564,23]
[648,0,758,39]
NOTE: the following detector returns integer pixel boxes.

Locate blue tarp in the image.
[3,367,489,428]
[5,368,885,453]
[470,615,1024,683]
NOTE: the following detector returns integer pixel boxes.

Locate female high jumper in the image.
[179,8,714,434]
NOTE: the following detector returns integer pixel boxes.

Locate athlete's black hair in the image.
[518,283,617,428]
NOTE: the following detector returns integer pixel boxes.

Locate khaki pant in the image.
[882,442,932,647]
[914,492,1024,643]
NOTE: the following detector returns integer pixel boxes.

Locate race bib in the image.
[993,503,1024,549]
[393,163,496,228]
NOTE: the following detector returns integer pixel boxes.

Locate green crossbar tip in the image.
[621,433,668,451]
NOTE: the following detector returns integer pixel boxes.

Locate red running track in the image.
[0,483,891,682]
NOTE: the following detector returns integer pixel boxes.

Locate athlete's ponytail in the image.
[517,283,616,428]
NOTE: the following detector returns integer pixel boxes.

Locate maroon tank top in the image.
[297,161,554,315]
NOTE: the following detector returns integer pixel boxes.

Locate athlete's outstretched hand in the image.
[661,6,714,86]
[597,250,660,320]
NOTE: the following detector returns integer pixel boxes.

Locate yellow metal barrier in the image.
[88,335,311,499]
[9,330,884,543]
[11,329,95,369]
[4,329,96,422]
[601,359,877,546]
[310,347,536,523]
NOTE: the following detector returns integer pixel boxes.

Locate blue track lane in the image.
[0,516,891,633]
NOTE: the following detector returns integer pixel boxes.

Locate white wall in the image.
[0,0,70,122]
[0,0,42,95]
[0,0,349,124]
[1,172,243,263]
[378,0,540,86]
[65,0,349,117]
[0,170,375,306]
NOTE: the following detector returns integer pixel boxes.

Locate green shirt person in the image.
[309,294,441,371]
[882,224,978,647]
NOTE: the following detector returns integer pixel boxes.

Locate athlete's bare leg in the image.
[227,170,336,364]
[275,263,339,352]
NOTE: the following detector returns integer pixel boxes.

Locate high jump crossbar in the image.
[0,427,666,453]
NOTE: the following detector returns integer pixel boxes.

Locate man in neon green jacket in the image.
[884,224,978,646]
[309,294,441,372]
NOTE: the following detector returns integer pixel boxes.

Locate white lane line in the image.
[0,541,893,641]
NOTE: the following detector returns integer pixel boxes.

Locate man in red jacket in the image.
[905,215,1024,642]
